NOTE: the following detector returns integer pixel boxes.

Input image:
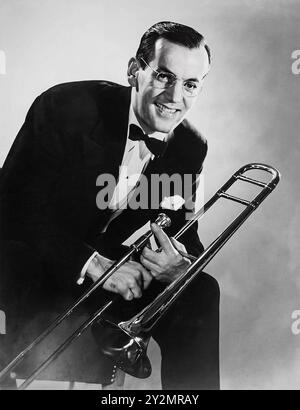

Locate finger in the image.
[141,267,153,288]
[117,274,142,300]
[123,288,135,301]
[129,261,153,288]
[120,265,143,288]
[151,223,174,254]
[141,245,162,265]
[128,283,142,299]
[120,268,145,299]
[107,264,146,295]
[170,237,187,253]
[123,262,148,289]
[104,275,126,295]
[103,277,118,293]
[140,254,163,277]
[145,239,152,249]
[141,246,173,274]
[115,278,136,300]
[104,274,136,300]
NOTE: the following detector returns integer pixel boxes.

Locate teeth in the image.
[156,103,177,117]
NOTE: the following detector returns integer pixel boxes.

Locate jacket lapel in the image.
[87,84,131,179]
[82,84,132,232]
[121,124,189,234]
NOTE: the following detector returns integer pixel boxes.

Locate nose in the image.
[166,80,184,103]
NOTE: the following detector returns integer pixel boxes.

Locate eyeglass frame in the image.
[139,57,202,97]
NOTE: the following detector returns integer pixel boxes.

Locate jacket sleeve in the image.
[0,94,94,287]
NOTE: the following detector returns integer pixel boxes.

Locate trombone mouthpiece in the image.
[155,213,171,229]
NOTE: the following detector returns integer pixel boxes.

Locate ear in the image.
[127,57,140,88]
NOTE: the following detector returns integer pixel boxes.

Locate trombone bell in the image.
[92,318,152,378]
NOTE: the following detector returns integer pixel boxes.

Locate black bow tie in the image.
[129,124,167,157]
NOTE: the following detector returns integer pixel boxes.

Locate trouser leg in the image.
[0,239,120,386]
[152,272,220,390]
[0,240,46,388]
[91,272,220,390]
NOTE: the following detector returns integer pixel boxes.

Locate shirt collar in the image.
[128,89,167,142]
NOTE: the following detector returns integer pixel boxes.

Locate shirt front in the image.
[78,90,168,284]
[108,96,166,210]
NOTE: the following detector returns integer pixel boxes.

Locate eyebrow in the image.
[156,64,200,83]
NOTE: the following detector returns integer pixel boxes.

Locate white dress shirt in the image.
[77,93,167,284]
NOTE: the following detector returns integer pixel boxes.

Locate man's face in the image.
[131,38,210,134]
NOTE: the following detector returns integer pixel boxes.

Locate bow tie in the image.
[129,124,167,157]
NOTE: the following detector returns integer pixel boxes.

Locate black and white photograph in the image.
[0,0,299,392]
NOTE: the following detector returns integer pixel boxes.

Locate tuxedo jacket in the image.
[0,80,208,288]
[0,81,211,383]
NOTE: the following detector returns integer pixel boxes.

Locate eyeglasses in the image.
[140,57,201,97]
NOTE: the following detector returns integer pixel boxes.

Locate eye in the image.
[156,72,172,84]
[184,81,198,91]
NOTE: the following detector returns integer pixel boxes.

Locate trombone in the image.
[0,163,280,389]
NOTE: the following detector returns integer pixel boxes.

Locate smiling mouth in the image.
[155,103,180,117]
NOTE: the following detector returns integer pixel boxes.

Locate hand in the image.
[140,223,191,283]
[86,254,153,301]
[103,260,153,300]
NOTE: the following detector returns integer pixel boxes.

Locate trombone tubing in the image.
[0,163,280,388]
[0,221,158,384]
[18,300,114,390]
[119,163,281,334]
[174,163,280,241]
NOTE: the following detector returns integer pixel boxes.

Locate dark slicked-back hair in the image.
[136,21,211,69]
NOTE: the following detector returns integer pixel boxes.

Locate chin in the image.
[149,117,177,134]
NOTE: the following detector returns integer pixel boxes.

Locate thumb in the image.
[151,223,173,254]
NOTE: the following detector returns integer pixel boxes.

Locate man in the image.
[0,21,219,389]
